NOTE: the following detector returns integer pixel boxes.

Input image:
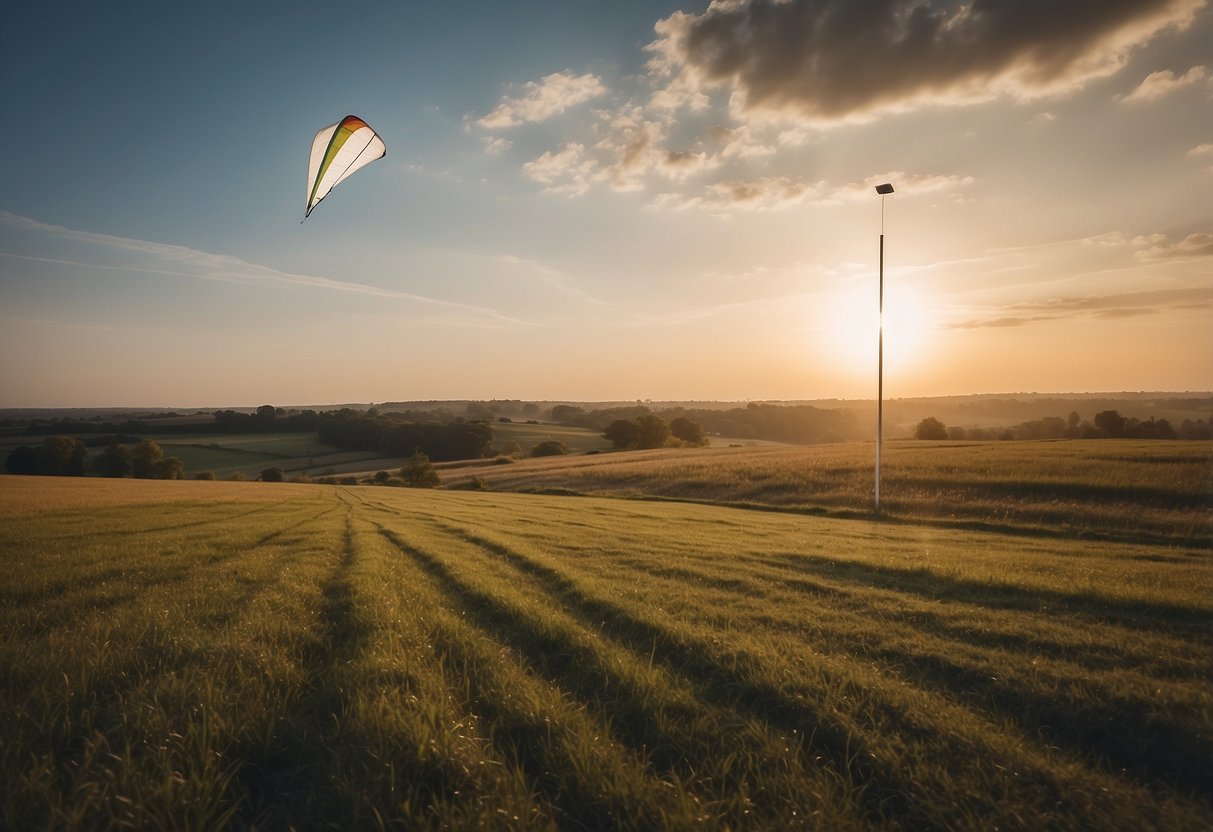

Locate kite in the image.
[305,115,386,218]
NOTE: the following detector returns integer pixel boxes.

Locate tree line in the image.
[602,414,707,450]
[316,410,494,461]
[551,402,861,444]
[914,410,1211,440]
[5,437,185,479]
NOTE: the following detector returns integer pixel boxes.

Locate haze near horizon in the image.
[1,1,1210,407]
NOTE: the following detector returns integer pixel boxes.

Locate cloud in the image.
[1120,65,1209,102]
[1188,142,1213,156]
[477,72,607,129]
[521,143,596,195]
[0,212,523,325]
[948,286,1213,329]
[651,170,972,212]
[521,107,719,194]
[824,171,975,202]
[647,0,1207,123]
[1132,232,1213,260]
[480,136,512,155]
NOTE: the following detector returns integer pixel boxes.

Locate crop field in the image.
[1,474,1210,830]
[441,439,1213,546]
[490,421,613,454]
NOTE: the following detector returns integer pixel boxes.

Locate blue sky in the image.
[2,0,1210,407]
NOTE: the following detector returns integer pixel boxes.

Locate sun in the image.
[808,277,935,380]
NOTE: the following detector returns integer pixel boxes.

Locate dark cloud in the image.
[658,0,1205,121]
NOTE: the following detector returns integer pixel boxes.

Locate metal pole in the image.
[876,230,884,515]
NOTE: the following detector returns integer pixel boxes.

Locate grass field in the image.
[440,439,1213,546]
[489,421,613,454]
[1,474,1210,830]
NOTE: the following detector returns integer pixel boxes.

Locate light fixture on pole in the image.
[874,182,894,515]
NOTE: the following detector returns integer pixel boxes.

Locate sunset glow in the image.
[1,1,1209,406]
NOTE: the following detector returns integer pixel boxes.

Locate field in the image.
[440,439,1213,546]
[2,472,1210,830]
[490,421,614,454]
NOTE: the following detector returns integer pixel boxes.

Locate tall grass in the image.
[1,476,1210,829]
[438,439,1213,545]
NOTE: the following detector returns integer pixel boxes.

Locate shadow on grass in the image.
[778,556,1213,636]
[230,511,377,829]
[387,519,949,831]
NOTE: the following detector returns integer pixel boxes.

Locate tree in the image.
[33,436,88,476]
[94,443,132,477]
[550,405,585,424]
[603,419,640,450]
[914,417,949,440]
[152,457,185,480]
[399,451,440,487]
[530,440,570,457]
[5,445,37,475]
[259,467,285,482]
[129,439,164,478]
[194,470,216,480]
[635,414,671,449]
[1094,410,1126,438]
[669,417,707,446]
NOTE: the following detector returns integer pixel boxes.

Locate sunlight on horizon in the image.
[806,278,937,383]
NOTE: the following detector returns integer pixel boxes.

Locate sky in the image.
[1,0,1210,407]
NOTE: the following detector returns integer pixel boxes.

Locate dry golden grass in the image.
[439,439,1213,545]
[0,474,321,518]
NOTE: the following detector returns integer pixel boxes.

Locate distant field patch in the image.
[491,421,612,454]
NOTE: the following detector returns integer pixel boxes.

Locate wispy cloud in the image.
[0,212,524,325]
[947,286,1213,329]
[1132,232,1213,260]
[1119,65,1209,102]
[480,136,512,155]
[477,71,607,129]
[651,170,973,213]
[495,254,608,306]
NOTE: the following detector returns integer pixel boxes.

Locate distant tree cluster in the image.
[313,451,442,489]
[317,410,494,461]
[212,405,321,433]
[602,413,708,450]
[552,402,860,445]
[693,403,859,444]
[4,437,184,478]
[913,410,1205,441]
[4,436,88,476]
[530,440,571,457]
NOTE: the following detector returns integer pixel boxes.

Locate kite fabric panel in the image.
[305,115,386,218]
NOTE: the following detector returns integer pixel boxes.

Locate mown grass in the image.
[439,439,1213,546]
[1,476,1210,830]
